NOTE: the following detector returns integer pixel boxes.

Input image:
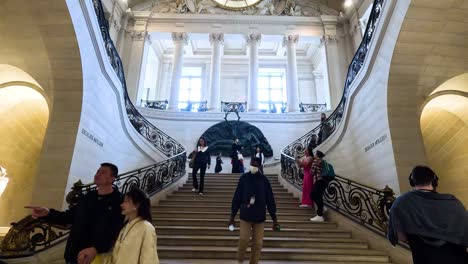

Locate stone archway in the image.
[419,74,468,205]
[0,66,49,227]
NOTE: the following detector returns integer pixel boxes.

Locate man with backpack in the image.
[310,151,335,222]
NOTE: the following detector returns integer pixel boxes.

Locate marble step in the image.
[151,210,314,220]
[160,259,393,264]
[158,199,301,207]
[165,195,299,202]
[157,246,390,262]
[152,205,315,214]
[155,226,352,238]
[157,235,369,249]
[153,218,335,229]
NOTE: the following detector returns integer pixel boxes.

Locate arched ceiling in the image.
[386,0,468,192]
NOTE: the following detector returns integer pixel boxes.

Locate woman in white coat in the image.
[107,188,159,264]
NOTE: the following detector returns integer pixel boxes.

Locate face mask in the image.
[250,167,259,174]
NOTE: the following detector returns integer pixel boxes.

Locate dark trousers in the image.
[192,164,207,193]
[407,235,468,264]
[310,178,329,216]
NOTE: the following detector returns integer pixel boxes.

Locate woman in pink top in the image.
[297,148,314,208]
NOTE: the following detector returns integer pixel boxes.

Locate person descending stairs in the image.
[152,172,393,263]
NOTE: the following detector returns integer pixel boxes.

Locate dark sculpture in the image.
[200,121,273,157]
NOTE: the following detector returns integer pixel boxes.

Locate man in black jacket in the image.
[387,165,468,264]
[26,163,124,264]
[229,157,280,264]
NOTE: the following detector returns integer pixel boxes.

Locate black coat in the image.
[231,172,277,223]
[44,189,124,262]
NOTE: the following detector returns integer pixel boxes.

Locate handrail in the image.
[141,99,168,110]
[282,0,385,158]
[0,0,187,258]
[280,0,395,237]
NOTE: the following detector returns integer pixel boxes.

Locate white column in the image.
[125,30,148,105]
[167,32,188,111]
[246,33,261,112]
[207,33,224,111]
[321,35,347,108]
[284,35,300,112]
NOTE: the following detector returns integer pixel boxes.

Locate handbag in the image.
[189,152,197,168]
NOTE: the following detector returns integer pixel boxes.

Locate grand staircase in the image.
[153,173,393,264]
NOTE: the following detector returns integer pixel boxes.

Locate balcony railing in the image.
[141,99,168,110]
[299,103,327,113]
[221,101,247,112]
[180,100,208,112]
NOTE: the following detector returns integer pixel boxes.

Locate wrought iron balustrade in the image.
[0,153,186,258]
[280,153,395,236]
[280,0,391,238]
[299,103,327,113]
[92,0,184,157]
[141,99,168,110]
[221,101,247,112]
[282,0,384,159]
[180,100,208,112]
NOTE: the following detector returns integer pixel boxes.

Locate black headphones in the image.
[408,167,439,187]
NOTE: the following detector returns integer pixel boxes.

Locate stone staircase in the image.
[153,173,393,263]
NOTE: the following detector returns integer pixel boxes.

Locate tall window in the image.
[258,68,286,113]
[179,66,202,110]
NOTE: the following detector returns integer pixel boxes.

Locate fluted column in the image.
[126,30,149,105]
[284,35,300,112]
[246,33,261,112]
[208,33,224,111]
[168,32,188,111]
[321,35,346,108]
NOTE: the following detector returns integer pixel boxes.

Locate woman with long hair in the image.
[254,146,265,174]
[192,137,211,195]
[107,188,159,264]
[296,147,314,208]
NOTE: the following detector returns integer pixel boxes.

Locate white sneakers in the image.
[199,192,204,196]
[310,215,325,222]
[192,188,197,192]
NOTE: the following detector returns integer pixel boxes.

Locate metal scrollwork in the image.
[221,101,247,113]
[282,0,384,159]
[280,0,393,237]
[299,103,327,113]
[0,0,187,258]
[92,0,185,157]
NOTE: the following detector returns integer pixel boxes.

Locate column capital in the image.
[245,33,262,46]
[283,35,300,47]
[319,35,339,47]
[171,32,188,44]
[209,33,224,45]
[130,30,147,41]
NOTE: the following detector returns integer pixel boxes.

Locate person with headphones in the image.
[387,165,468,264]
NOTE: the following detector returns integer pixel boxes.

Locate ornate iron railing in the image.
[0,153,186,258]
[0,0,187,259]
[299,103,327,113]
[282,0,384,158]
[141,99,169,110]
[180,100,208,112]
[280,0,392,237]
[280,154,395,236]
[221,101,247,112]
[92,0,184,157]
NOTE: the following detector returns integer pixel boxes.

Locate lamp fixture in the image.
[344,0,354,8]
[0,166,9,198]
